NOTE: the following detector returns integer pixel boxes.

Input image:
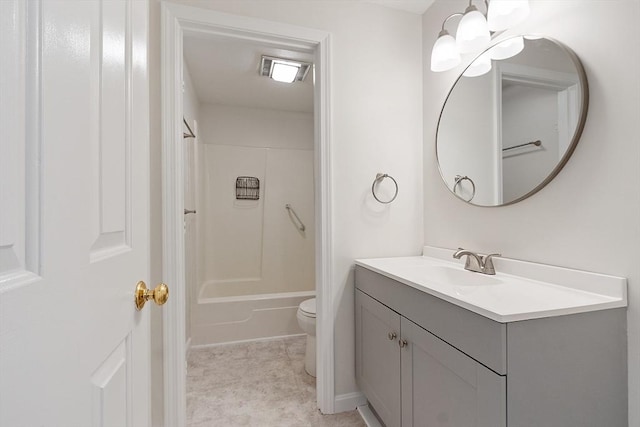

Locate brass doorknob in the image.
[135,281,169,311]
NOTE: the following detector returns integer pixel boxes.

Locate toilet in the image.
[296,298,317,377]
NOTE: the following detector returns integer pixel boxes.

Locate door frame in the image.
[493,61,581,204]
[160,3,333,425]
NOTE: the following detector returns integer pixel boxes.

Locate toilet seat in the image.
[298,298,316,318]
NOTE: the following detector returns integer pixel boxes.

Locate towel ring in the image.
[453,175,476,202]
[372,173,398,204]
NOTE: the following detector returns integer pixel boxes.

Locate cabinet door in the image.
[401,318,506,427]
[356,290,402,427]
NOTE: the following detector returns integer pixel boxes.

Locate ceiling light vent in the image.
[260,56,312,83]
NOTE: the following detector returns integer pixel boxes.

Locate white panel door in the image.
[0,1,152,426]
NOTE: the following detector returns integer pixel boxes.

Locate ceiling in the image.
[183,34,315,113]
[183,1,435,113]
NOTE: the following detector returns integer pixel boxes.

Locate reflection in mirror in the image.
[436,36,588,207]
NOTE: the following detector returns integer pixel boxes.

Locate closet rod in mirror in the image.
[502,140,542,152]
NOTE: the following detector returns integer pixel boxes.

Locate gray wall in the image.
[423,1,640,424]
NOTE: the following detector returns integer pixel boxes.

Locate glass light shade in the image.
[489,36,524,60]
[487,0,530,32]
[271,62,299,83]
[431,31,461,72]
[456,6,491,54]
[463,53,492,77]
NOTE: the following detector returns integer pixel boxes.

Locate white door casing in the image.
[184,119,197,350]
[0,1,151,426]
[161,3,333,424]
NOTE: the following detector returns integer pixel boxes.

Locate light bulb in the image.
[431,30,461,72]
[456,5,491,54]
[271,62,299,83]
[487,0,530,32]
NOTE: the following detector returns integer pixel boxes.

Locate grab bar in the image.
[285,204,306,232]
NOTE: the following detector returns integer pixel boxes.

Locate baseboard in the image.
[190,333,305,349]
[333,391,367,414]
[358,405,383,427]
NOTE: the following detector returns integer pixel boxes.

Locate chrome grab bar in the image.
[285,204,306,232]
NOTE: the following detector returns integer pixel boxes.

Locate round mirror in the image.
[436,36,589,206]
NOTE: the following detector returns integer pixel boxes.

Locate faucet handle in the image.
[481,253,501,275]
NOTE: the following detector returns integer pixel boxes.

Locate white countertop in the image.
[355,247,627,323]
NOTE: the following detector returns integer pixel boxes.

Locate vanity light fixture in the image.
[260,55,311,84]
[488,35,524,60]
[430,0,530,73]
[462,51,492,77]
[456,4,491,54]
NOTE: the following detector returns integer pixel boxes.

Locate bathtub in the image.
[191,287,315,346]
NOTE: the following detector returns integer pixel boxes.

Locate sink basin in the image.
[355,246,627,322]
[430,265,501,287]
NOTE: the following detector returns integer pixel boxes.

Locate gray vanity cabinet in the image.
[355,288,402,427]
[355,289,505,427]
[400,317,505,427]
[355,265,627,427]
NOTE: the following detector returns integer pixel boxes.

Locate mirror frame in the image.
[435,36,589,207]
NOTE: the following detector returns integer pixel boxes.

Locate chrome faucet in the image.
[453,248,501,275]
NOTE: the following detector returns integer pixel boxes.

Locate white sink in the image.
[430,265,502,286]
[355,246,627,323]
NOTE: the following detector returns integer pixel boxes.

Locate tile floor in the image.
[187,335,367,426]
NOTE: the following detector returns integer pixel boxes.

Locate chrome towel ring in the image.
[372,173,398,204]
[453,175,476,202]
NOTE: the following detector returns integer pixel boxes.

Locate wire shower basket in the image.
[235,176,260,200]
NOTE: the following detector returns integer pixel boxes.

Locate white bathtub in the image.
[191,289,315,346]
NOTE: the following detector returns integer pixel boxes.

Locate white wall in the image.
[437,69,498,205]
[423,1,640,424]
[199,104,313,150]
[167,0,424,400]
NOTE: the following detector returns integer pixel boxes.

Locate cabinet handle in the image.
[399,339,408,348]
[388,332,397,340]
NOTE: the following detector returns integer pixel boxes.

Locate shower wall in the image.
[196,104,315,300]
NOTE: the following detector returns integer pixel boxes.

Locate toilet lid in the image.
[299,298,316,317]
